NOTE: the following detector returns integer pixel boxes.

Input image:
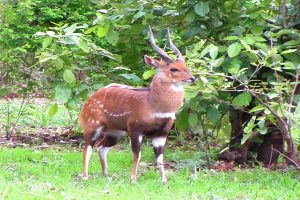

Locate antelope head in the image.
[144,26,195,85]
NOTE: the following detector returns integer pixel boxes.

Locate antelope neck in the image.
[148,75,184,113]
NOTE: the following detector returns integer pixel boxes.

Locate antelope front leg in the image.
[130,134,143,182]
[152,137,167,183]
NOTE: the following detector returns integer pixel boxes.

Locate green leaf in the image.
[84,25,98,34]
[242,36,255,45]
[54,58,64,70]
[207,107,221,124]
[199,45,210,58]
[240,39,251,51]
[63,69,76,83]
[106,28,119,46]
[227,43,241,58]
[232,92,252,107]
[132,11,146,22]
[209,44,218,60]
[281,49,297,55]
[188,112,198,127]
[120,73,141,82]
[267,93,279,99]
[184,9,196,23]
[223,36,239,41]
[55,85,71,104]
[184,90,198,100]
[194,40,206,51]
[175,109,189,131]
[42,37,53,49]
[48,103,58,117]
[241,116,256,144]
[143,69,156,80]
[252,36,266,42]
[194,2,209,16]
[97,23,110,38]
[249,105,265,113]
[251,25,263,35]
[257,119,267,135]
[65,24,77,35]
[73,36,90,53]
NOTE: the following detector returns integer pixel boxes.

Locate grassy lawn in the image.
[1,145,300,200]
[1,99,300,199]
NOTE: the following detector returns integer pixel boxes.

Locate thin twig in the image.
[272,147,300,168]
[287,70,300,125]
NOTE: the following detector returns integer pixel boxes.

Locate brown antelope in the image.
[79,26,195,182]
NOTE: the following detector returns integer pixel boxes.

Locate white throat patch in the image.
[152,112,176,119]
[170,84,183,92]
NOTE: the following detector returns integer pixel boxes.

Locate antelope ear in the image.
[144,55,166,68]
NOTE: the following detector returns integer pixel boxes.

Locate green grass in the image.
[1,145,300,200]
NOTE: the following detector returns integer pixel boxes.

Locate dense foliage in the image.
[1,0,300,162]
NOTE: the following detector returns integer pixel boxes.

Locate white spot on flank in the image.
[91,120,94,123]
[100,104,104,107]
[97,101,101,104]
[93,99,96,101]
[152,112,176,119]
[152,137,166,148]
[92,127,103,141]
[170,84,183,92]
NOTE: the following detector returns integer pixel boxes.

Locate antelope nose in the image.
[189,76,195,82]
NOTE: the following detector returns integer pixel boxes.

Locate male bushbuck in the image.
[79,26,195,182]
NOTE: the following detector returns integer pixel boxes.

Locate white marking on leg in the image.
[83,145,93,179]
[152,137,166,148]
[157,154,163,165]
[92,127,103,141]
[138,135,143,143]
[97,145,110,176]
[151,112,175,119]
[157,153,167,182]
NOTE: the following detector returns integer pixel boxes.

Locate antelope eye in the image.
[170,68,179,72]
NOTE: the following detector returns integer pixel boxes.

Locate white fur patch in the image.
[97,145,110,174]
[152,112,176,119]
[84,145,93,174]
[105,83,134,89]
[157,154,163,165]
[170,84,183,92]
[138,135,143,143]
[92,127,103,141]
[105,130,127,139]
[152,137,166,148]
[98,145,110,158]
